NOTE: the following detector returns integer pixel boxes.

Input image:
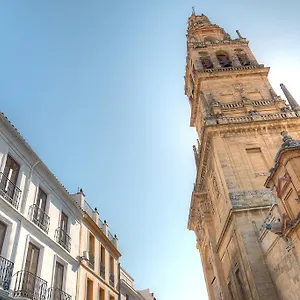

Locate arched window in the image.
[201,57,214,69]
[235,49,250,66]
[199,52,214,70]
[216,51,232,68]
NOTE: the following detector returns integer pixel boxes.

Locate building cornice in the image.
[189,66,270,127]
[0,112,83,218]
[84,214,121,259]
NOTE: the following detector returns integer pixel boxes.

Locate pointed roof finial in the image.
[280,83,300,111]
[192,6,195,15]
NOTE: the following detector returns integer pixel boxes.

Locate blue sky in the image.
[1,1,300,299]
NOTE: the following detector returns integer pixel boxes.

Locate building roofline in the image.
[0,111,83,216]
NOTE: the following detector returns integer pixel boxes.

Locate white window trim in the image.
[51,254,68,292]
[22,234,45,278]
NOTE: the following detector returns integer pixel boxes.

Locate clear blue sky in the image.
[1,1,300,299]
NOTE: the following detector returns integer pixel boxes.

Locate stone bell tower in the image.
[185,12,300,300]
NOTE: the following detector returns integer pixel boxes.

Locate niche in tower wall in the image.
[217,53,232,68]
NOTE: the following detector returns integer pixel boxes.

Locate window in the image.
[100,245,105,279]
[60,212,68,232]
[126,295,130,300]
[0,155,20,207]
[88,233,95,269]
[23,242,40,297]
[101,245,105,265]
[246,148,268,173]
[0,221,7,254]
[56,212,71,252]
[109,256,114,275]
[109,256,114,287]
[99,288,104,300]
[25,242,40,275]
[30,188,49,233]
[36,188,47,212]
[201,57,213,69]
[109,296,114,300]
[53,262,64,291]
[235,269,246,299]
[216,52,232,68]
[86,279,93,300]
[235,49,250,66]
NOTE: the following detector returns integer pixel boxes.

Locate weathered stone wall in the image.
[261,233,300,300]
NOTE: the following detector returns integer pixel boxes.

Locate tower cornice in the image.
[189,65,270,127]
[188,38,248,50]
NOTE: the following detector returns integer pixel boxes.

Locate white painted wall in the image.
[0,115,82,299]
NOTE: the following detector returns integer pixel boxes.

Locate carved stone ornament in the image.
[233,83,244,92]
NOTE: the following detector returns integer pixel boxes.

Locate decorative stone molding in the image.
[229,189,274,209]
[191,39,248,49]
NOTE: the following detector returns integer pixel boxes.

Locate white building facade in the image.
[0,112,82,300]
[0,111,156,300]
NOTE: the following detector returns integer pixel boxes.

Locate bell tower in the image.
[185,12,300,300]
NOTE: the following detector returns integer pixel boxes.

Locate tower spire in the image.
[280,83,300,110]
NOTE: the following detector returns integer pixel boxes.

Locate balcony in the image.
[0,256,14,291]
[13,270,47,300]
[55,228,71,252]
[29,205,50,234]
[0,172,21,209]
[109,273,114,288]
[100,263,105,280]
[87,252,94,270]
[47,287,71,300]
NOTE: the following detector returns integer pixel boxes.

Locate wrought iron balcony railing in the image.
[87,252,94,270]
[0,172,21,209]
[109,273,114,287]
[100,263,105,280]
[29,204,50,234]
[55,228,71,252]
[13,270,47,300]
[47,287,71,300]
[0,256,14,291]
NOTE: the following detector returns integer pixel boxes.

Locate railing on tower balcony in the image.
[109,273,115,288]
[47,287,71,300]
[0,172,21,209]
[55,228,71,252]
[0,256,14,291]
[87,252,95,270]
[100,263,105,280]
[13,270,47,300]
[29,204,50,234]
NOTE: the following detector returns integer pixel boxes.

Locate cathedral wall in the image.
[212,133,283,194]
[260,230,300,300]
[200,76,273,104]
